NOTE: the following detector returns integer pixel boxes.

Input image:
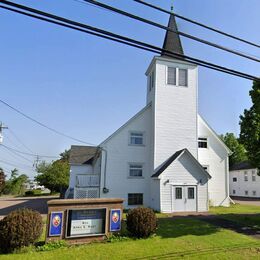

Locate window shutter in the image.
[167,67,176,85]
[179,69,188,86]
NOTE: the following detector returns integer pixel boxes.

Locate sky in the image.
[0,0,259,178]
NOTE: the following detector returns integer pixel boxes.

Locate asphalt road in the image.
[0,196,59,219]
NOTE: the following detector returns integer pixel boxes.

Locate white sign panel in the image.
[70,219,103,236]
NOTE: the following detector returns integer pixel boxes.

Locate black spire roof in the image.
[161,14,184,58]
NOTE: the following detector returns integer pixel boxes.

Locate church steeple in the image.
[161,14,184,58]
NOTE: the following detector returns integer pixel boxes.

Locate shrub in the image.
[25,190,42,196]
[36,240,67,252]
[0,208,43,252]
[126,207,157,238]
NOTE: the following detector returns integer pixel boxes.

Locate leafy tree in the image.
[240,80,260,170]
[0,168,6,195]
[3,169,28,195]
[59,149,70,162]
[35,160,69,193]
[220,133,248,167]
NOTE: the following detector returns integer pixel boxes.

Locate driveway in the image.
[233,198,260,206]
[0,196,59,219]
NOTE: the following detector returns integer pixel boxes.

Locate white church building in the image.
[66,14,232,213]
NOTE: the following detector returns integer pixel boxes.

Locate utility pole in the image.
[0,122,8,144]
[33,155,40,169]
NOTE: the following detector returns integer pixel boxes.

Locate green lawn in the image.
[210,203,260,228]
[0,204,259,259]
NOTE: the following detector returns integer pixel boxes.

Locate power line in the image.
[80,0,260,62]
[0,98,96,146]
[0,159,34,171]
[0,144,60,159]
[0,143,34,164]
[134,0,260,49]
[8,128,34,153]
[0,2,259,82]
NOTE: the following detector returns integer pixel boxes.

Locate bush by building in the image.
[126,207,157,238]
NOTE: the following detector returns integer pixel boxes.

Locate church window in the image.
[198,137,208,148]
[179,69,188,86]
[167,67,176,85]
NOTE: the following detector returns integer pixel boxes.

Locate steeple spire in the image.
[161,13,184,58]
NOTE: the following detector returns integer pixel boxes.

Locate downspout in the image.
[99,146,109,193]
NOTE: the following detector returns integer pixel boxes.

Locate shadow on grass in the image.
[156,216,220,238]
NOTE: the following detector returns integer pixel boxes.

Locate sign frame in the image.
[65,207,107,238]
[110,209,121,232]
[49,211,63,237]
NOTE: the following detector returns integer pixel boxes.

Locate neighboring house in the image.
[229,161,259,198]
[66,14,232,212]
[24,180,45,190]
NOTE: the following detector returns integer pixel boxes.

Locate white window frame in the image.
[148,70,155,91]
[244,171,248,182]
[198,137,208,149]
[128,163,144,178]
[166,66,188,87]
[129,131,145,146]
[233,177,237,182]
[252,170,256,182]
[178,68,188,87]
[245,190,248,196]
[233,189,236,195]
[253,191,256,196]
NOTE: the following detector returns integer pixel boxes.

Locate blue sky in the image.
[0,0,259,178]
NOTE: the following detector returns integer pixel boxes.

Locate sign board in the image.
[66,208,106,238]
[110,209,121,232]
[49,212,63,236]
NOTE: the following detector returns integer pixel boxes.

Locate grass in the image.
[0,213,259,259]
[210,203,260,228]
[0,204,259,259]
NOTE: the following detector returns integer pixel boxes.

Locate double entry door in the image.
[172,185,197,212]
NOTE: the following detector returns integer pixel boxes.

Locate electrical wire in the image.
[0,2,258,82]
[134,0,260,48]
[8,128,34,153]
[80,0,260,62]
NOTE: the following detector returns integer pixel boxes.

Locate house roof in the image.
[69,145,100,165]
[230,161,255,171]
[161,14,184,58]
[151,148,211,179]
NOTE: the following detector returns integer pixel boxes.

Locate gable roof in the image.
[230,161,256,171]
[161,14,184,58]
[198,114,232,155]
[151,148,211,179]
[69,145,100,165]
[100,102,152,146]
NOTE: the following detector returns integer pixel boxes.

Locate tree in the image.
[3,169,28,195]
[59,149,70,162]
[35,160,69,193]
[0,168,6,195]
[240,80,260,170]
[220,133,248,167]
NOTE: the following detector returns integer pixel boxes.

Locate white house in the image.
[229,161,259,198]
[66,14,232,212]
